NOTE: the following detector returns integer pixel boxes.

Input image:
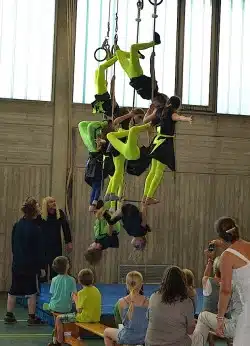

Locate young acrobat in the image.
[91,56,119,119]
[99,200,151,251]
[104,109,147,206]
[142,94,192,205]
[78,120,114,211]
[84,201,121,265]
[115,32,161,100]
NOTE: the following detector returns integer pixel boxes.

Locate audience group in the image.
[4,197,250,346]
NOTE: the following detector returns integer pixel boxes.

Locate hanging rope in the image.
[94,0,112,62]
[149,0,163,101]
[132,0,144,109]
[65,0,76,220]
[111,0,119,124]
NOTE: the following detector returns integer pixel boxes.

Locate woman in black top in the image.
[39,196,72,280]
[142,94,192,205]
[99,201,151,251]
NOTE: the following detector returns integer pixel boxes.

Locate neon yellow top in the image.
[76,286,101,323]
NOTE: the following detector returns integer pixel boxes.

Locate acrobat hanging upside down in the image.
[115,32,161,100]
[91,56,120,119]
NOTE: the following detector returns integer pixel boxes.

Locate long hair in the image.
[160,266,188,304]
[41,196,60,221]
[125,271,143,320]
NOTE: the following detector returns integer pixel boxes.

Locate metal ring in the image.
[94,47,108,62]
[148,0,163,5]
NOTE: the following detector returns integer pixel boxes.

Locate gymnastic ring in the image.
[94,47,108,62]
[148,0,163,5]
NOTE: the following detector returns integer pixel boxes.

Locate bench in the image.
[208,331,233,346]
[52,312,107,345]
[76,322,107,338]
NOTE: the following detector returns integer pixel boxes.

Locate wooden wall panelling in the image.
[0,124,52,165]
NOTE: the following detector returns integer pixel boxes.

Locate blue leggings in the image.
[90,181,102,205]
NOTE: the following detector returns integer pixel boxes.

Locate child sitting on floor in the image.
[84,201,120,265]
[104,271,148,346]
[44,256,77,314]
[50,269,101,346]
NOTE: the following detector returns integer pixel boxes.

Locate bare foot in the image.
[144,197,159,205]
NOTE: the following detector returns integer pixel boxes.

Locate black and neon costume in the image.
[94,217,120,250]
[144,108,176,199]
[105,123,150,203]
[115,33,161,100]
[91,56,119,119]
[78,120,113,205]
[103,203,151,238]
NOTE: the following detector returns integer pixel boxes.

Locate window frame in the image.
[175,0,221,113]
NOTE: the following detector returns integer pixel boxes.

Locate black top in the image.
[96,232,119,250]
[103,204,151,237]
[153,108,176,136]
[11,218,45,274]
[38,209,72,263]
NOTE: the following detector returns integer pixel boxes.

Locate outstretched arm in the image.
[172,113,192,123]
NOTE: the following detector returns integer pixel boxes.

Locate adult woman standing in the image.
[146,266,194,346]
[40,196,72,280]
[212,216,250,345]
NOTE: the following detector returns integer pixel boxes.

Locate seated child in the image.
[84,201,121,265]
[44,256,77,314]
[104,271,148,346]
[100,201,151,251]
[183,268,197,312]
[50,269,101,346]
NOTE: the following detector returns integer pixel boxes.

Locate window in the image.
[217,0,250,115]
[0,0,55,101]
[182,0,212,106]
[73,0,177,107]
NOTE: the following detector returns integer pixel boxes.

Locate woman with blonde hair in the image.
[104,271,148,346]
[39,196,72,280]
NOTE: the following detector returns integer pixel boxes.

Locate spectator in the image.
[146,266,194,346]
[4,197,46,326]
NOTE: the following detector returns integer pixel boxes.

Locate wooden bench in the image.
[52,312,107,345]
[76,322,107,338]
[208,331,233,346]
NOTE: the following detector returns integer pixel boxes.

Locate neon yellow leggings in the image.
[143,159,166,198]
[107,123,150,161]
[116,41,155,79]
[78,121,106,152]
[95,56,118,95]
[106,155,125,207]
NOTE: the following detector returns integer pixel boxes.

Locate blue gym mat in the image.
[17,284,203,327]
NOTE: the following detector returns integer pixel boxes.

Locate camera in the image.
[208,243,216,252]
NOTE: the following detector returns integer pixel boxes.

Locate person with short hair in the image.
[146,266,194,346]
[4,197,46,326]
[44,256,77,314]
[50,269,101,346]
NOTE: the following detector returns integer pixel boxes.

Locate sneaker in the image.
[28,317,46,326]
[4,313,17,324]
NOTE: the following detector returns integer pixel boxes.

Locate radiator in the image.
[118,264,171,284]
